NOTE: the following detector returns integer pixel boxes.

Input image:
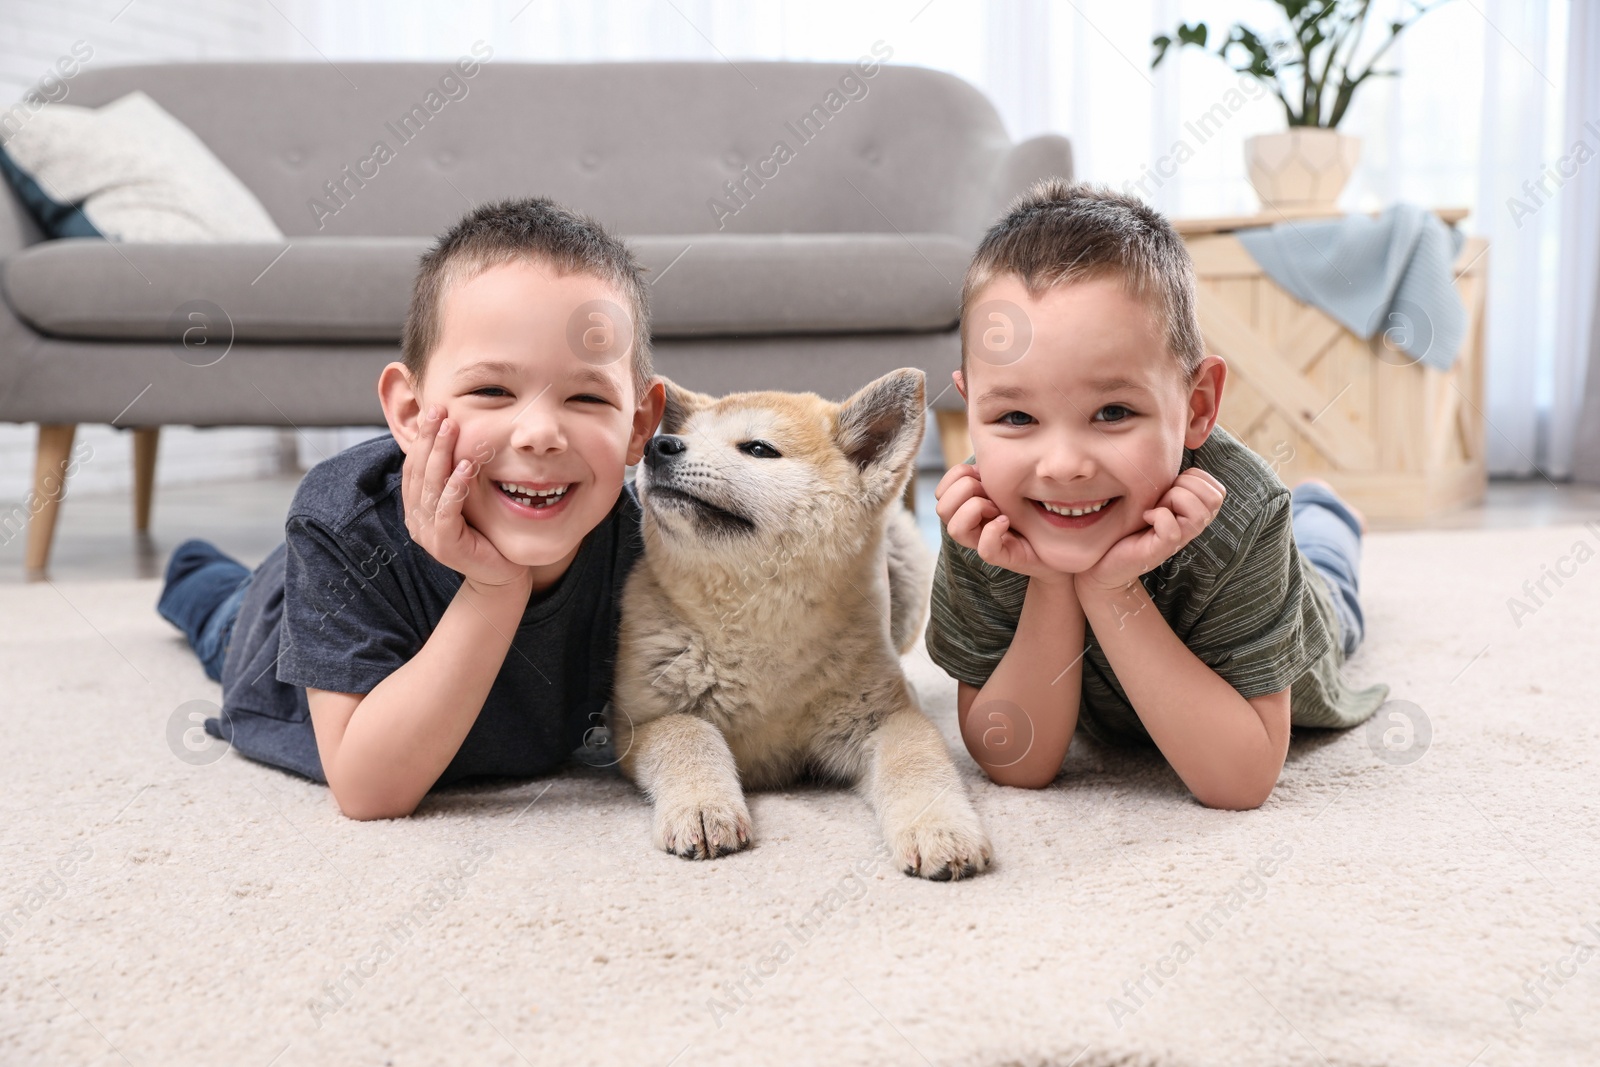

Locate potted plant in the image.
[1153,0,1452,211]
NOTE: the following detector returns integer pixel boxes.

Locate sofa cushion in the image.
[2,237,423,342]
[1,233,968,342]
[633,234,967,335]
[0,91,283,242]
[0,146,101,239]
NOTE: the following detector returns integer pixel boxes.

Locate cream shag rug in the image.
[3,523,1598,1067]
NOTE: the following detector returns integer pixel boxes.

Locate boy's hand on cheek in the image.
[403,404,529,595]
[1077,468,1227,595]
[935,463,1072,585]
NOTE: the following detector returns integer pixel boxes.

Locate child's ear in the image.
[1184,354,1227,449]
[834,367,926,506]
[659,376,716,435]
[378,361,424,453]
[627,379,668,466]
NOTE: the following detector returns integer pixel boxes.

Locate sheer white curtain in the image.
[1562,0,1600,483]
[265,0,1581,477]
[1471,0,1573,478]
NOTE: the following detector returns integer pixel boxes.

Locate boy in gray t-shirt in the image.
[927,181,1387,809]
[157,198,666,818]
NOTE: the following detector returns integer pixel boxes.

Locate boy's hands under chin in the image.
[935,463,1072,585]
[403,404,530,595]
[1076,468,1227,595]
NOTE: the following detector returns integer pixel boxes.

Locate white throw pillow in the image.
[0,90,282,241]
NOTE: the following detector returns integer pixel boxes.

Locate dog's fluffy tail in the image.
[885,507,933,655]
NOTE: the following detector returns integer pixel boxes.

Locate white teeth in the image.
[496,481,569,502]
[502,483,579,508]
[1041,498,1111,517]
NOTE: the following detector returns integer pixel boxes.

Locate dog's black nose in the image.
[645,434,686,467]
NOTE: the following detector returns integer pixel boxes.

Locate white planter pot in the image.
[1245,129,1361,211]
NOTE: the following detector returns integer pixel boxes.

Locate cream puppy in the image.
[611,369,992,880]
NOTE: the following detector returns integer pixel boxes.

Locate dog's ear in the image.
[658,376,716,435]
[834,368,926,505]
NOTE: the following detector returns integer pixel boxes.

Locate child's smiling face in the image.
[955,273,1221,576]
[390,259,660,577]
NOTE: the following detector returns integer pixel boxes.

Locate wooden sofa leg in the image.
[25,423,76,577]
[935,409,972,469]
[133,427,159,532]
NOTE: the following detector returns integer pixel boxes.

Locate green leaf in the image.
[1151,22,1210,68]
[1151,0,1454,121]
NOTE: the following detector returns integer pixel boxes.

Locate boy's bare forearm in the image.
[960,576,1085,787]
[1074,576,1286,807]
[330,575,532,815]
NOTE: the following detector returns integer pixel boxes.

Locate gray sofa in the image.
[0,60,1072,574]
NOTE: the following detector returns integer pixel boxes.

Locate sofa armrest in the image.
[993,133,1074,217]
[0,184,43,258]
[0,185,45,417]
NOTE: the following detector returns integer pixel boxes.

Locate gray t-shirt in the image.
[208,435,642,786]
[925,425,1388,746]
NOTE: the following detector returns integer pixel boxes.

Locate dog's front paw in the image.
[888,795,992,881]
[653,792,752,860]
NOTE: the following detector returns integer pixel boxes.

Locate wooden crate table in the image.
[932,207,1488,526]
[1176,207,1487,524]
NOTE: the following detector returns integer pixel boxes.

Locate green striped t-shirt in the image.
[925,425,1389,747]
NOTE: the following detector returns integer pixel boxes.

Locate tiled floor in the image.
[5,469,1600,587]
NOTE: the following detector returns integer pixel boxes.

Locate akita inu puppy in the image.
[611,368,992,880]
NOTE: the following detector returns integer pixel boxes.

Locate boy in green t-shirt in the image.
[927,180,1387,809]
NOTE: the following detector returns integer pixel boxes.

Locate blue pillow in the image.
[0,144,102,239]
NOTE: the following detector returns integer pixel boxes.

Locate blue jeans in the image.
[157,539,254,682]
[1290,482,1366,658]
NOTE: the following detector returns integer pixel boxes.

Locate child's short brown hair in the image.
[961,180,1204,383]
[401,197,653,397]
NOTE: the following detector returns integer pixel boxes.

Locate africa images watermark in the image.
[1126,69,1277,202]
[0,441,94,550]
[308,842,495,1029]
[706,40,894,230]
[0,40,95,141]
[308,40,494,230]
[1505,117,1600,230]
[0,841,95,949]
[705,839,894,1028]
[1504,519,1600,629]
[1105,838,1294,1029]
[1502,914,1600,1030]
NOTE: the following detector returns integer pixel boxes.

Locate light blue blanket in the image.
[1235,204,1467,372]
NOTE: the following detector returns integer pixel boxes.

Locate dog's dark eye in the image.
[738,440,782,459]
